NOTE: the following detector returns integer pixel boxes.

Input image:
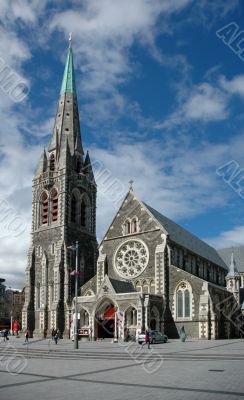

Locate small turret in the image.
[83,151,95,184]
[35,148,47,176]
[226,249,241,304]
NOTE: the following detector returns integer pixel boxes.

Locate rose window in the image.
[114,240,149,279]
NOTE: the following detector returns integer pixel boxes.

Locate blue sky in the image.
[1,0,244,288]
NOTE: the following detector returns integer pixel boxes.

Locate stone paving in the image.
[0,337,244,400]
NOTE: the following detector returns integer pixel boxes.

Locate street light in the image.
[68,241,79,350]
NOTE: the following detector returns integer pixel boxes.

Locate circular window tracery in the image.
[114,240,149,279]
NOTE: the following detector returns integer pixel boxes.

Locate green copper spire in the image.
[60,34,76,95]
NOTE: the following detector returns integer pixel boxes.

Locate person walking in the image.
[54,332,58,345]
[3,329,9,342]
[25,331,29,343]
[141,330,151,349]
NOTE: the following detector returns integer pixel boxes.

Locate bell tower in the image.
[22,37,97,337]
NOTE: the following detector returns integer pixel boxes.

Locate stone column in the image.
[90,313,95,341]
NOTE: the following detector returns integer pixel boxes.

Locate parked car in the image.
[138,330,168,344]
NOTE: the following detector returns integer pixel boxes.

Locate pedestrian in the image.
[141,330,150,349]
[124,328,130,342]
[54,332,58,345]
[25,331,29,343]
[3,329,9,342]
[51,328,55,340]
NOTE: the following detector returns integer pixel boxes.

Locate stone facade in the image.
[22,44,97,338]
[77,191,241,340]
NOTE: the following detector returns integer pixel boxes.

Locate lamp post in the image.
[68,241,79,350]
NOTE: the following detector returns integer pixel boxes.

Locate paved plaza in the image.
[0,338,244,400]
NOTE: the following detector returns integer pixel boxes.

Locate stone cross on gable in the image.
[129,179,134,191]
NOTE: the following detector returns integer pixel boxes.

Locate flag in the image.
[70,270,80,276]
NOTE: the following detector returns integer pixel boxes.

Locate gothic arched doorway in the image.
[95,301,116,339]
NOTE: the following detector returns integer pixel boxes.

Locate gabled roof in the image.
[110,278,137,293]
[144,203,228,270]
[218,246,244,273]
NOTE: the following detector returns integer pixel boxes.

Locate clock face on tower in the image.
[114,239,149,279]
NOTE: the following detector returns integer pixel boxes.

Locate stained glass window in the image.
[176,284,191,319]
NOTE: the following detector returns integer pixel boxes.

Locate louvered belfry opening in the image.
[51,190,58,222]
[50,154,55,171]
[42,193,48,224]
[80,199,86,226]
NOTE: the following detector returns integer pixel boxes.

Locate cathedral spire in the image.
[48,36,84,158]
[60,34,76,96]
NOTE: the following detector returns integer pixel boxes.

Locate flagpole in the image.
[68,242,79,350]
[74,241,79,350]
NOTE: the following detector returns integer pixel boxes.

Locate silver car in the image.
[138,330,168,344]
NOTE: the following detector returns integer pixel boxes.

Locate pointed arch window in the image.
[80,199,86,226]
[41,192,48,224]
[176,282,192,319]
[50,154,55,171]
[123,220,131,234]
[131,218,138,233]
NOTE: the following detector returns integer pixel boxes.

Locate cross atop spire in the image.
[69,32,72,48]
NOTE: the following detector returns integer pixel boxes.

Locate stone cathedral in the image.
[22,42,243,340]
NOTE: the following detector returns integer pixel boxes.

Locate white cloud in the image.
[205,226,244,249]
[162,80,230,129]
[220,75,244,97]
[183,83,228,121]
[0,0,48,25]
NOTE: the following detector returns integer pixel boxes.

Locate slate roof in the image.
[144,203,228,270]
[110,278,137,293]
[218,246,244,273]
